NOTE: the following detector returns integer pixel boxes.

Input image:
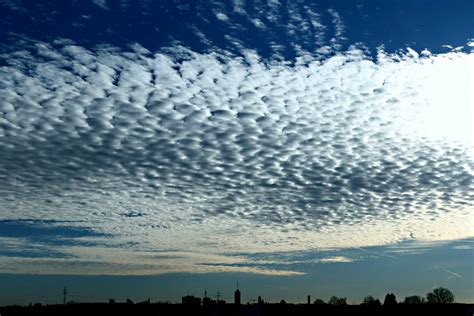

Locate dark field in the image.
[1,303,473,316]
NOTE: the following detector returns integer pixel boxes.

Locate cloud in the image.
[0,247,304,276]
[0,0,27,14]
[215,12,229,22]
[318,256,353,263]
[0,237,74,259]
[453,245,473,250]
[0,36,472,274]
[91,0,109,10]
[184,1,339,59]
[443,269,463,279]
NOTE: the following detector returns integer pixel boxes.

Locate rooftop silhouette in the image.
[0,286,473,316]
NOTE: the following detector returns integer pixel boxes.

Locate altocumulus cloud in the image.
[0,37,472,275]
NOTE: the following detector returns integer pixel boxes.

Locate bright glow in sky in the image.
[411,53,473,148]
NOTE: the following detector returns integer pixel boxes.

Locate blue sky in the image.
[0,0,473,304]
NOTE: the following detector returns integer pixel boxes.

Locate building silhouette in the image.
[202,290,211,306]
[217,292,226,304]
[234,286,241,305]
[182,295,201,306]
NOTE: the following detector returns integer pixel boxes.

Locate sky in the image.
[0,0,473,305]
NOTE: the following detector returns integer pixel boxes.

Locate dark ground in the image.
[1,303,473,316]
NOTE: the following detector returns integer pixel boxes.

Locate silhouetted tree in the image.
[383,293,397,306]
[280,299,286,305]
[426,287,454,304]
[363,296,375,305]
[328,296,347,306]
[363,296,381,306]
[404,295,425,304]
[313,298,326,305]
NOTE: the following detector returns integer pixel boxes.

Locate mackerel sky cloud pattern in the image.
[0,0,473,275]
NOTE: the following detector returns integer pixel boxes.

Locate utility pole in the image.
[216,290,220,302]
[63,287,67,305]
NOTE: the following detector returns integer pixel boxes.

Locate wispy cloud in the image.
[444,269,463,279]
[318,256,353,263]
[91,0,109,10]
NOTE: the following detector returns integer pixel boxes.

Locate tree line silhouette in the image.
[316,287,455,306]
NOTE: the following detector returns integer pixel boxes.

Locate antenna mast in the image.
[63,287,67,305]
